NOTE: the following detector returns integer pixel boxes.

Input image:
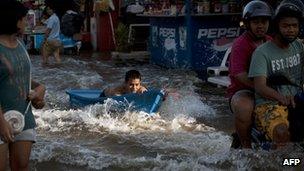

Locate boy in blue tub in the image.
[103,70,147,97]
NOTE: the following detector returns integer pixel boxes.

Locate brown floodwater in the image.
[24,54,303,171]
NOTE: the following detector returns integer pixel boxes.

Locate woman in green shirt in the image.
[0,1,46,170]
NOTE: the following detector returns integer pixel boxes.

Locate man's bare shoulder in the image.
[104,84,126,96]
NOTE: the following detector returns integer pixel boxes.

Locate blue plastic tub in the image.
[66,89,165,115]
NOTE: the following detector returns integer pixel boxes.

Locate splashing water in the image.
[28,55,304,170]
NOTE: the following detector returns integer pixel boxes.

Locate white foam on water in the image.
[32,139,112,168]
[29,56,304,170]
[29,57,229,170]
[31,94,227,170]
[31,128,232,170]
[159,91,216,119]
[31,140,304,170]
[34,94,216,134]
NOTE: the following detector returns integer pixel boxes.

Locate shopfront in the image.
[139,0,242,78]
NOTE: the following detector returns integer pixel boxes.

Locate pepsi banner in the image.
[149,17,191,69]
[191,15,242,76]
[148,14,242,77]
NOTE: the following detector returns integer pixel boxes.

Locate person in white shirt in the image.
[41,6,62,66]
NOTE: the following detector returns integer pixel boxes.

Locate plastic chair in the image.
[207,76,231,87]
[207,47,231,76]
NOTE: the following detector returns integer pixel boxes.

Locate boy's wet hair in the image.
[125,70,141,82]
[0,0,28,35]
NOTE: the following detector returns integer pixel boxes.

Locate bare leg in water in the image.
[231,90,255,148]
[272,123,289,149]
[41,42,49,66]
[54,48,61,64]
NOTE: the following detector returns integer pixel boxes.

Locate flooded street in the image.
[28,54,304,170]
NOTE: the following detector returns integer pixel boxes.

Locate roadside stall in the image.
[18,0,90,53]
[16,0,45,50]
[139,0,242,78]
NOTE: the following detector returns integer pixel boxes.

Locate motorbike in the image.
[231,73,304,150]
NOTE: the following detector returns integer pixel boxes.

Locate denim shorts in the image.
[0,129,36,144]
[42,40,62,56]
